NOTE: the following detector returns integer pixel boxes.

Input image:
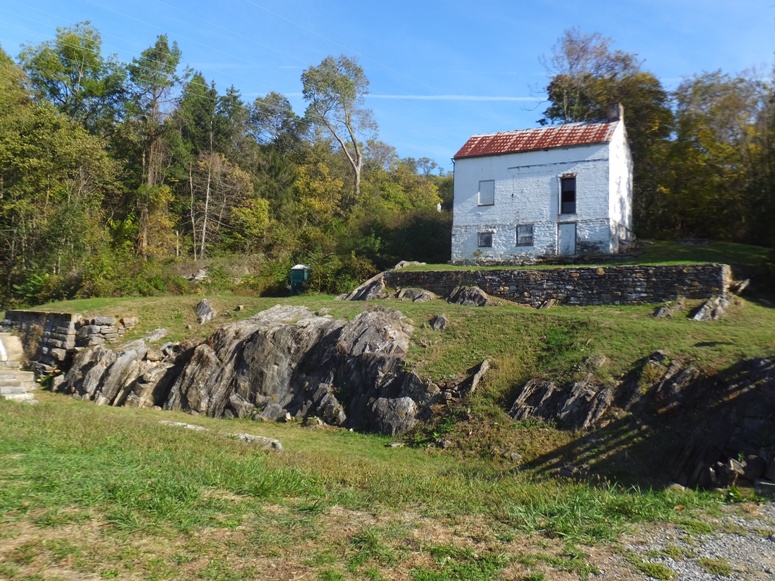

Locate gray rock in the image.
[456,360,490,398]
[188,269,208,282]
[195,299,217,325]
[653,297,685,318]
[144,328,168,342]
[509,374,612,431]
[447,286,491,306]
[429,314,449,331]
[393,261,426,269]
[754,479,775,497]
[120,317,138,329]
[370,397,418,436]
[54,304,439,437]
[691,294,733,321]
[257,403,288,422]
[396,288,437,302]
[229,432,282,450]
[743,455,767,481]
[339,273,387,301]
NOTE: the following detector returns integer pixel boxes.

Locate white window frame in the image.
[516,224,534,247]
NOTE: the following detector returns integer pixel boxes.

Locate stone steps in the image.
[0,333,36,403]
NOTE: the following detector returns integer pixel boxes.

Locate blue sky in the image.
[1,0,772,171]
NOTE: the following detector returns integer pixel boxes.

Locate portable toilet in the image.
[290,264,311,295]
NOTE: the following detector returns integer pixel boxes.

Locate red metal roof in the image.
[453,120,618,159]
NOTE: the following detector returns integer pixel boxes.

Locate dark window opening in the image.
[516,224,534,246]
[478,232,493,247]
[561,176,576,214]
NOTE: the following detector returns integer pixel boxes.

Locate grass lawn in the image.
[1,394,729,580]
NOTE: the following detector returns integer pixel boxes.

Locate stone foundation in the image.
[1,311,137,375]
[384,264,730,307]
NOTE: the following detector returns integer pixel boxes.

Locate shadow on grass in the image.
[520,358,775,489]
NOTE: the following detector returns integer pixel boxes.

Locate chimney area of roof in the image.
[607,103,624,122]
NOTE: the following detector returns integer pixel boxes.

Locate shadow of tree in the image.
[520,358,775,489]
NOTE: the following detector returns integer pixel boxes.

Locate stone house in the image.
[450,106,633,263]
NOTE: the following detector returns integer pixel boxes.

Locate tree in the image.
[541,29,673,237]
[666,71,767,240]
[126,35,185,257]
[0,48,118,304]
[250,91,306,148]
[18,21,126,131]
[189,152,253,257]
[301,55,376,207]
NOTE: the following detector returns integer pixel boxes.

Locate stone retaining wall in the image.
[384,264,730,307]
[1,311,137,374]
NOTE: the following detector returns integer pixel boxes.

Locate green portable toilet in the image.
[290,264,310,295]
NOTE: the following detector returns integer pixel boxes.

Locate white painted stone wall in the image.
[451,122,633,263]
[607,121,634,252]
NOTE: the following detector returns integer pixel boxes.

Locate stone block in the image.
[93,316,117,326]
[50,348,68,362]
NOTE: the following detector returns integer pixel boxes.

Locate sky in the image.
[0,0,773,172]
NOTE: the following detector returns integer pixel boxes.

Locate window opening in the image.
[478,232,493,247]
[516,224,534,246]
[561,176,576,214]
[478,180,495,206]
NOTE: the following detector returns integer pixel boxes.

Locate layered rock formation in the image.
[509,352,775,489]
[58,305,442,436]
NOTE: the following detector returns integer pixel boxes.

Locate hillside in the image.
[2,241,775,578]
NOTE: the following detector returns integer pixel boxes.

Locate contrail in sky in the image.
[367,95,541,102]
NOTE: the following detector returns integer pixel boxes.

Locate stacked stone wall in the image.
[1,311,137,374]
[384,264,730,307]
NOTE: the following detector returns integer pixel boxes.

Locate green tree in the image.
[18,21,126,132]
[0,48,118,304]
[126,35,186,258]
[301,55,376,207]
[666,71,767,240]
[541,29,673,238]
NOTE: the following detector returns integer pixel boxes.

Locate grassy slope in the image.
[1,394,726,580]
[2,240,774,579]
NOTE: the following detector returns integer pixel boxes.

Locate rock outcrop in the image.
[57,305,444,436]
[509,352,775,489]
[447,286,492,307]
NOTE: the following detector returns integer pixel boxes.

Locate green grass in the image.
[696,556,734,576]
[0,394,727,579]
[1,239,772,578]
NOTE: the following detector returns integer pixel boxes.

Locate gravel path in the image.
[615,502,775,580]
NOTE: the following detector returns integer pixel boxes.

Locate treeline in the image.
[0,24,773,307]
[0,23,451,306]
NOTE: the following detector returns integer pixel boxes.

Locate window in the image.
[478,180,495,206]
[478,232,493,247]
[560,176,576,214]
[516,224,534,246]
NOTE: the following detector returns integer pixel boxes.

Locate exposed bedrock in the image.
[58,305,442,436]
[508,352,775,489]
